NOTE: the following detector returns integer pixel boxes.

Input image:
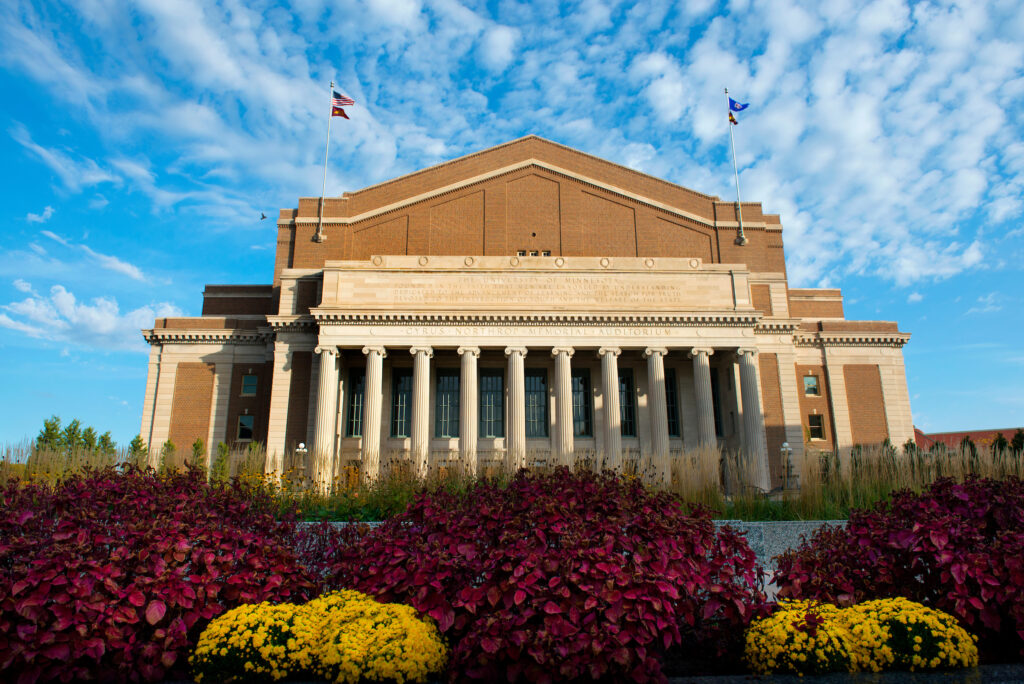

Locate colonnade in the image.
[308,344,769,491]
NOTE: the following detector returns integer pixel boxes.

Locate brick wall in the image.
[168,363,215,466]
[293,280,319,315]
[750,284,773,315]
[844,364,889,446]
[758,353,785,487]
[796,364,836,451]
[285,351,312,454]
[225,361,273,447]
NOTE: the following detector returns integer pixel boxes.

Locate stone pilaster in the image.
[505,347,527,471]
[737,348,770,492]
[598,347,622,471]
[644,347,670,485]
[458,347,480,476]
[689,348,717,448]
[551,347,575,467]
[140,345,161,453]
[149,356,178,468]
[265,342,292,478]
[410,346,433,478]
[822,347,854,453]
[311,346,339,493]
[207,361,233,469]
[361,346,387,482]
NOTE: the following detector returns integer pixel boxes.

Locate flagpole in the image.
[725,87,748,246]
[314,80,334,243]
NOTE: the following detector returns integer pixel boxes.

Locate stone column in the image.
[689,348,717,448]
[207,361,233,470]
[311,346,339,493]
[505,347,527,471]
[410,347,433,478]
[644,347,671,485]
[737,348,771,492]
[458,347,480,476]
[598,347,622,471]
[361,346,387,482]
[551,347,575,467]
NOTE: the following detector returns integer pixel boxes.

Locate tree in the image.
[62,419,83,452]
[97,432,116,456]
[36,415,63,452]
[992,432,1009,455]
[81,427,98,452]
[1012,429,1024,454]
[189,438,206,469]
[127,435,148,467]
[159,440,176,474]
[211,442,230,482]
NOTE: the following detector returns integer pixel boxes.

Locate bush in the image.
[0,466,316,682]
[839,597,978,672]
[303,468,766,683]
[744,600,856,675]
[773,476,1024,661]
[191,590,447,684]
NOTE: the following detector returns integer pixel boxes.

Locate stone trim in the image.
[795,332,911,348]
[312,311,761,327]
[266,315,317,332]
[143,329,270,345]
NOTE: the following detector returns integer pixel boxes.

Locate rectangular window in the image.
[346,368,366,437]
[236,415,254,441]
[390,368,412,437]
[529,250,539,256]
[517,250,527,256]
[619,368,637,438]
[808,414,825,440]
[710,368,723,437]
[541,250,551,257]
[665,368,680,437]
[803,375,820,396]
[525,369,548,438]
[571,369,592,437]
[435,369,460,438]
[479,369,504,438]
[241,374,258,396]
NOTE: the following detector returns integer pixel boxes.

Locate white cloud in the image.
[966,292,1002,315]
[26,206,54,223]
[38,230,146,281]
[13,279,33,293]
[0,285,180,351]
[907,292,923,303]
[9,123,119,193]
[40,230,70,246]
[479,25,520,72]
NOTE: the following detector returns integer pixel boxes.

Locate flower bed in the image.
[773,476,1024,661]
[299,468,768,682]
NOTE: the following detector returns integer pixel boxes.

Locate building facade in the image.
[140,136,912,490]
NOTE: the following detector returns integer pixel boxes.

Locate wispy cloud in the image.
[39,230,146,282]
[907,292,923,303]
[26,205,54,223]
[9,123,119,193]
[966,292,1002,315]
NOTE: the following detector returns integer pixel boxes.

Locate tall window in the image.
[525,369,548,438]
[390,368,412,437]
[808,414,825,440]
[236,415,254,441]
[346,368,366,437]
[479,369,504,438]
[571,369,592,437]
[665,368,680,437]
[803,375,820,396]
[435,369,460,438]
[241,374,258,396]
[710,369,723,437]
[619,368,637,437]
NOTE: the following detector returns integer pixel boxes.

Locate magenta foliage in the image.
[773,476,1024,660]
[0,466,316,683]
[306,468,767,683]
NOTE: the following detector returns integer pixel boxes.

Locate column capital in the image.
[551,347,575,358]
[314,345,338,357]
[736,347,759,358]
[643,347,668,358]
[409,346,434,358]
[457,346,481,357]
[362,346,387,358]
[505,346,528,357]
[598,346,621,358]
[688,347,715,359]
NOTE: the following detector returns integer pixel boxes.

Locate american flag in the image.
[332,90,355,107]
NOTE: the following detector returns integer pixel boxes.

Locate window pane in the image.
[571,369,592,437]
[665,368,680,437]
[808,415,825,440]
[391,369,412,437]
[435,369,460,438]
[347,369,366,437]
[710,369,723,437]
[237,415,254,440]
[803,375,820,396]
[618,368,636,437]
[241,374,258,396]
[479,369,504,438]
[525,369,548,438]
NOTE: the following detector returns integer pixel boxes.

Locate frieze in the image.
[312,312,760,327]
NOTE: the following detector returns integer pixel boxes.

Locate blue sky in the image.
[1,0,1022,446]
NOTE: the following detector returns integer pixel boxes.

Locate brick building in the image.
[140,136,913,491]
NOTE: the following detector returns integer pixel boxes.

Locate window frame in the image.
[571,368,593,437]
[803,374,821,396]
[808,414,825,440]
[236,415,255,441]
[390,368,413,438]
[524,368,548,438]
[435,368,460,438]
[665,367,680,437]
[346,368,366,437]
[479,368,505,439]
[618,368,638,438]
[240,374,258,397]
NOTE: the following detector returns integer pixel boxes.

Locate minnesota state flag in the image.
[729,97,749,112]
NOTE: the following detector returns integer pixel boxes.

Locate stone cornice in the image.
[794,331,911,348]
[266,315,317,332]
[753,318,802,334]
[142,328,270,346]
[310,311,762,327]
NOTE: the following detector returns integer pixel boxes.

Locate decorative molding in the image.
[643,347,668,358]
[266,315,317,332]
[794,332,911,348]
[597,347,622,357]
[688,348,715,358]
[142,328,270,346]
[550,347,575,358]
[312,310,761,327]
[753,319,802,334]
[457,346,481,357]
[504,346,528,357]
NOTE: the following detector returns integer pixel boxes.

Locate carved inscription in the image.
[390,276,676,305]
[401,326,674,337]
